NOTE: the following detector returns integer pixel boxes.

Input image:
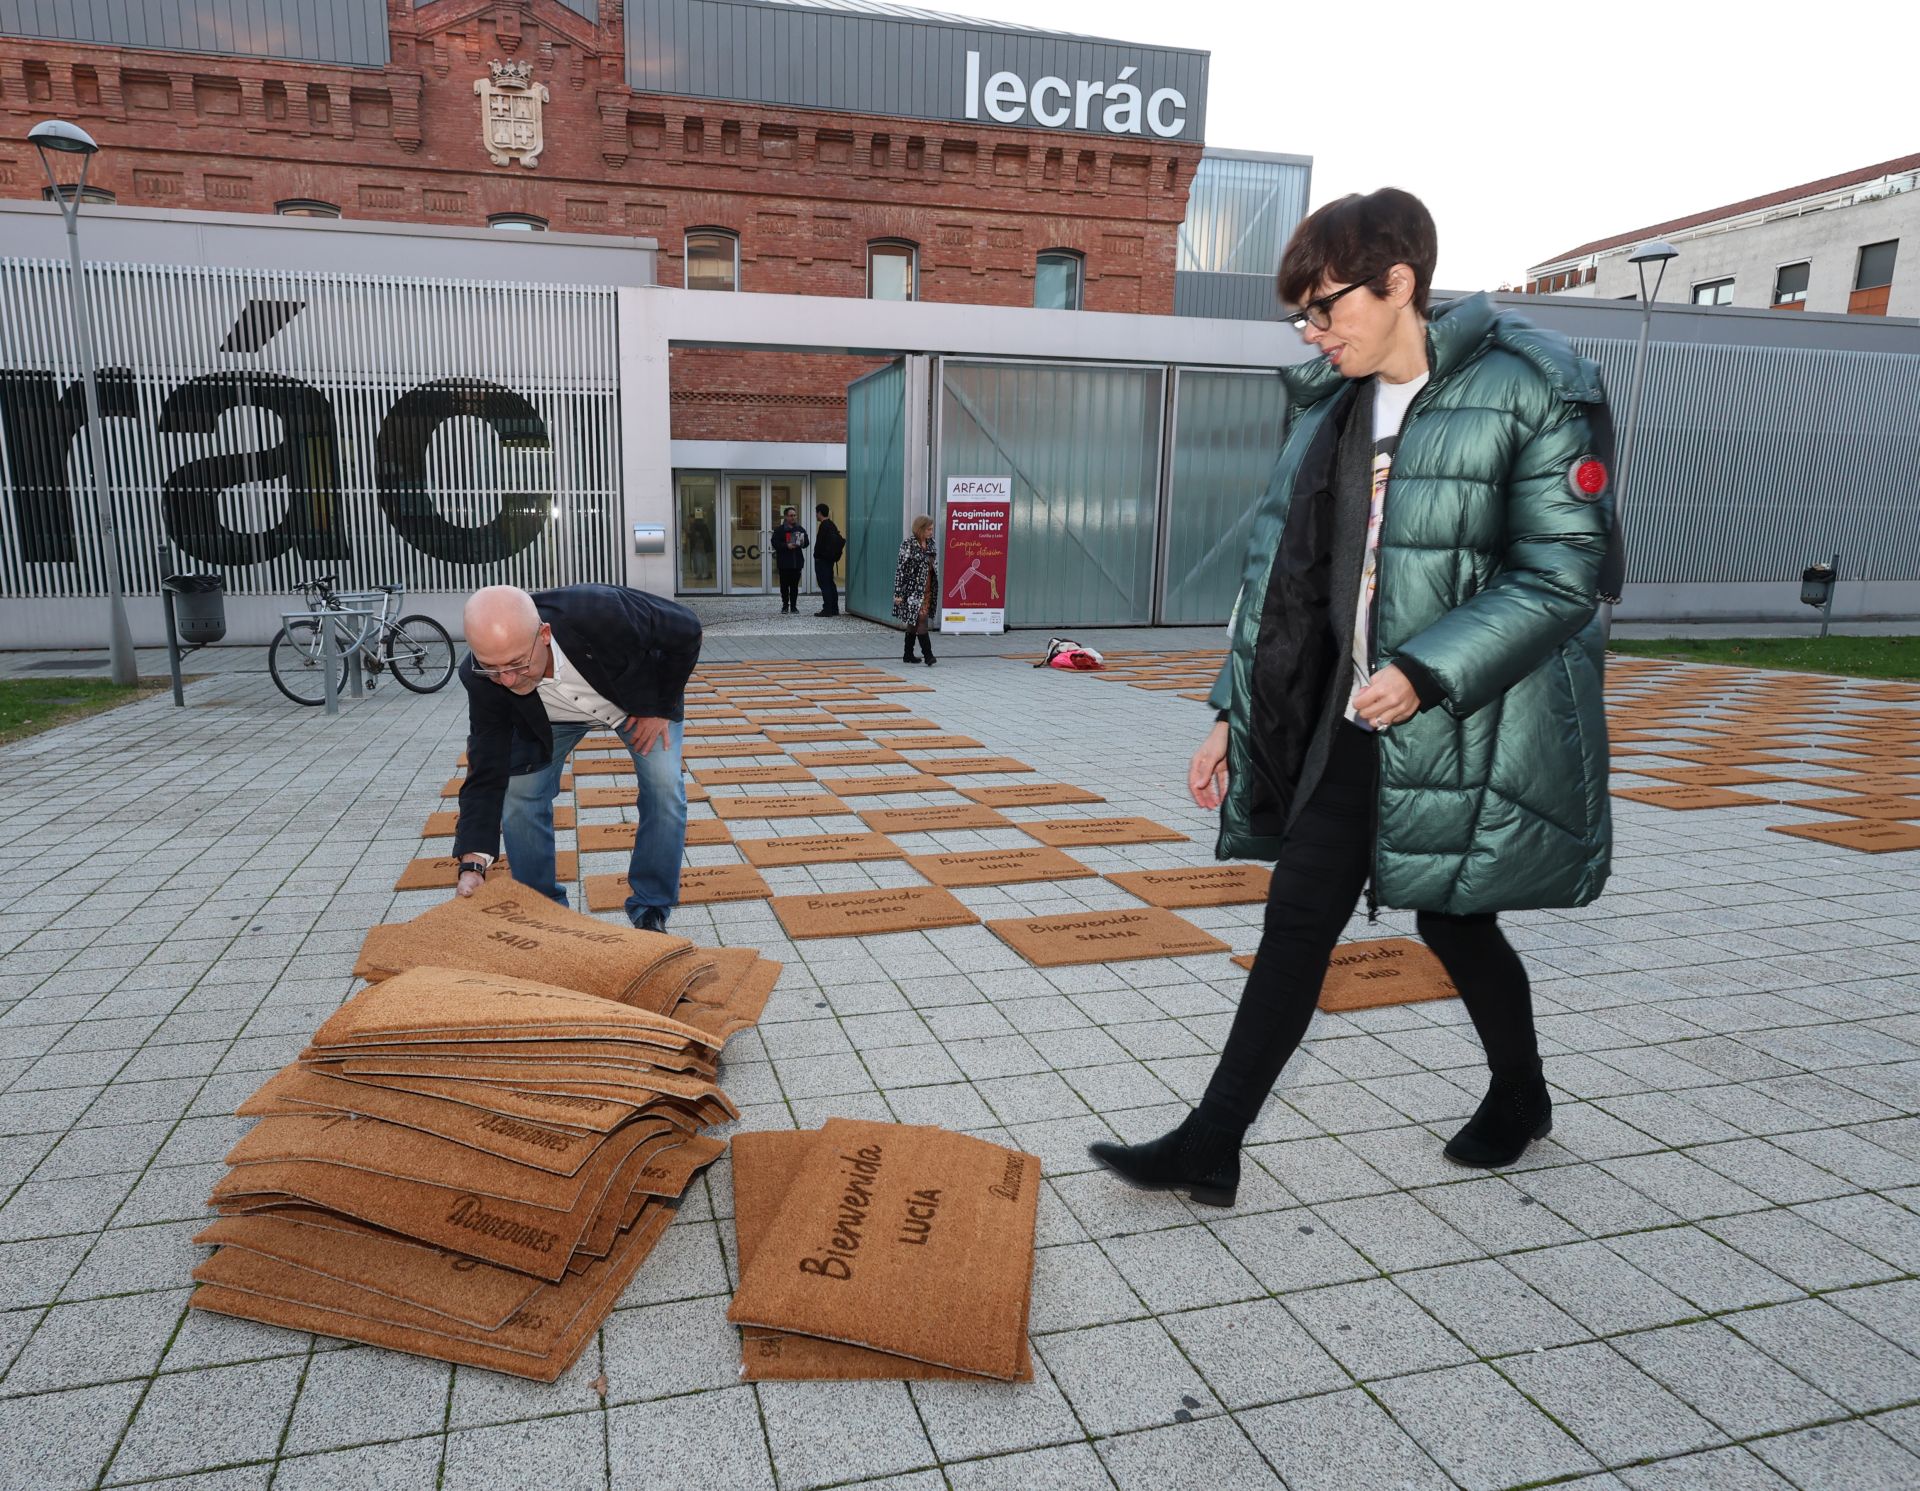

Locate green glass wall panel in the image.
[846,359,906,620]
[1162,370,1287,623]
[939,361,1163,628]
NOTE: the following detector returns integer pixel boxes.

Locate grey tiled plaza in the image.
[2,630,1918,1491]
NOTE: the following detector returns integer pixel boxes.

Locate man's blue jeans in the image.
[501,718,686,926]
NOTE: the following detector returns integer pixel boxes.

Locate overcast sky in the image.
[951,0,1915,290]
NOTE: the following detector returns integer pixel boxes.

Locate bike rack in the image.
[280,605,381,715]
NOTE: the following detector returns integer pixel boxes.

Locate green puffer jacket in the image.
[1208,293,1615,914]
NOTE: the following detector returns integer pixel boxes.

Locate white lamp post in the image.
[30,118,136,686]
[1615,239,1679,550]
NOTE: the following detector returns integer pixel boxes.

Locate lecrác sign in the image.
[942,477,1010,636]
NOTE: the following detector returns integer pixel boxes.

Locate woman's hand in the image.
[1189,721,1231,809]
[1351,665,1419,731]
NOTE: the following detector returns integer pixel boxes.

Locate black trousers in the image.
[815,557,839,614]
[1199,720,1541,1132]
[777,570,801,610]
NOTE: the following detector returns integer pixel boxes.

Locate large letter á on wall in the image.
[375,379,551,565]
[158,372,353,566]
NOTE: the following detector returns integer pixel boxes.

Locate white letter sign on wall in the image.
[964,51,1185,139]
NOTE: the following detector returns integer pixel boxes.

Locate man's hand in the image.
[619,714,671,757]
[1189,720,1231,809]
[1352,664,1419,731]
[455,868,486,898]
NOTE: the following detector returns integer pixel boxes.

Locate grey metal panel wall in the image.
[939,360,1163,628]
[0,259,622,601]
[627,0,1209,141]
[0,0,391,66]
[846,359,906,620]
[1174,272,1283,321]
[1177,155,1311,274]
[1161,369,1285,623]
[1575,335,1920,586]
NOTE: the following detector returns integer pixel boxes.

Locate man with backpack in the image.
[813,503,846,616]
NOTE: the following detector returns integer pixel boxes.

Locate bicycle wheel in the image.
[385,614,456,693]
[269,620,349,707]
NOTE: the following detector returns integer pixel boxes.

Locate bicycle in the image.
[268,575,456,706]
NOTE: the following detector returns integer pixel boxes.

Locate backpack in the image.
[1035,636,1105,671]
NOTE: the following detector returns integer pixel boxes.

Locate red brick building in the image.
[1,1,1205,440]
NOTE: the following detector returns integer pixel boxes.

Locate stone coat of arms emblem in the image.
[475,59,548,168]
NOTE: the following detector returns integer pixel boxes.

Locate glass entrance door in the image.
[676,473,720,591]
[727,478,768,593]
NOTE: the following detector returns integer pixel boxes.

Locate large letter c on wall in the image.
[375,379,552,565]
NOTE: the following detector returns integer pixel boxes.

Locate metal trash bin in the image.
[164,574,227,645]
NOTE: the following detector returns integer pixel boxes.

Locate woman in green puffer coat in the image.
[1090,189,1619,1205]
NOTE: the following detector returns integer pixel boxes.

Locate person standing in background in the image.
[772,507,809,614]
[813,503,845,616]
[892,514,938,667]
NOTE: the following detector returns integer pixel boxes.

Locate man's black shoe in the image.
[634,908,668,934]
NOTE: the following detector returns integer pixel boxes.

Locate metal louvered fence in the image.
[0,258,622,604]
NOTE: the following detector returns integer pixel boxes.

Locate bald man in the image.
[451,583,702,932]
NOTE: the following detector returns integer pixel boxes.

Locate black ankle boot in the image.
[918,632,936,666]
[902,634,918,664]
[1445,1063,1553,1168]
[1087,1111,1241,1207]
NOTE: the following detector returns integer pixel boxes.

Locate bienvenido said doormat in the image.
[986,908,1228,966]
[727,1119,1039,1381]
[1228,937,1462,1011]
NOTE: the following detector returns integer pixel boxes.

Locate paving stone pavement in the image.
[1,639,1917,1490]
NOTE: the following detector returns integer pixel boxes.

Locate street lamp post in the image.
[1615,239,1679,564]
[30,118,136,686]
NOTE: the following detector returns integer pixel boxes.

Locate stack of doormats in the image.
[727,1119,1039,1382]
[189,880,779,1381]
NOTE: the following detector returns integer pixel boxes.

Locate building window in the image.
[276,199,341,219]
[42,184,115,205]
[1772,262,1809,309]
[1850,240,1898,316]
[1691,278,1735,306]
[867,241,917,301]
[1856,240,1899,290]
[1035,250,1083,311]
[488,213,548,232]
[685,228,739,291]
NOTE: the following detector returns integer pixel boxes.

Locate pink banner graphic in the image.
[942,477,1011,634]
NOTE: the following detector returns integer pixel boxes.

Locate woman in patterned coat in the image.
[892,514,938,666]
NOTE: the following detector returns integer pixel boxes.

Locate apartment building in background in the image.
[1523,152,1917,319]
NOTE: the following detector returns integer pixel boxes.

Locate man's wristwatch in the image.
[457,858,489,880]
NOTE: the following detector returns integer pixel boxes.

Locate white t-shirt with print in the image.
[1345,371,1430,728]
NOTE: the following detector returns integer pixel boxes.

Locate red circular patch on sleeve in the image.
[1569,458,1608,499]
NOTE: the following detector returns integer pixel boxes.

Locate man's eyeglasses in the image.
[1284,280,1371,332]
[472,636,543,680]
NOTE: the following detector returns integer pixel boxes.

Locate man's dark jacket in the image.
[454,585,701,859]
[814,519,846,567]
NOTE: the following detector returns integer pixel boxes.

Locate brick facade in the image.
[0,0,1201,444]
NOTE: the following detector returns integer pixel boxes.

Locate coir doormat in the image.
[1797,794,1920,821]
[694,764,814,786]
[826,774,954,797]
[958,783,1106,808]
[770,886,979,939]
[423,808,574,837]
[585,865,770,911]
[393,854,577,891]
[1019,817,1190,846]
[857,803,1014,833]
[906,847,1093,887]
[789,748,909,769]
[1106,864,1271,907]
[1610,785,1777,810]
[710,793,856,821]
[873,735,983,752]
[985,907,1228,966]
[727,1119,1038,1380]
[915,756,1035,776]
[1767,820,1920,853]
[737,833,905,867]
[731,1130,1031,1382]
[1242,937,1464,1012]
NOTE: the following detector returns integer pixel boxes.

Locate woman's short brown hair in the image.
[1277,188,1438,316]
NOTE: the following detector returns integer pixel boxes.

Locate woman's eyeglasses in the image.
[1284,280,1371,332]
